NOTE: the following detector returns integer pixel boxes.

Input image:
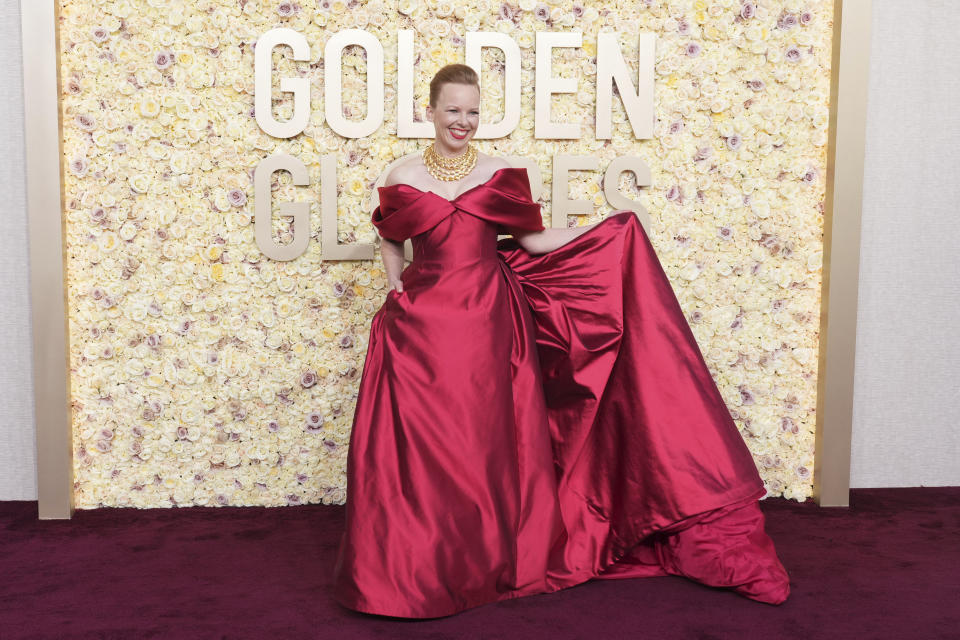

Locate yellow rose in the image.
[129,174,151,194]
[138,96,161,118]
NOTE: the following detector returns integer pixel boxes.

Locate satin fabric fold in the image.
[332,167,790,618]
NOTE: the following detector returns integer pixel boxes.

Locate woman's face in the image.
[426,82,480,156]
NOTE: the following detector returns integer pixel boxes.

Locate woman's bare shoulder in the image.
[384,158,425,188]
[477,152,512,172]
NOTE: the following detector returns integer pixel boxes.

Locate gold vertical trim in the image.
[22,0,73,519]
[814,0,872,507]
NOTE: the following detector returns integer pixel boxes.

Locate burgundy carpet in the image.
[1,487,957,639]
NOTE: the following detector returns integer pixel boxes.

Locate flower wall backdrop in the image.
[59,0,831,508]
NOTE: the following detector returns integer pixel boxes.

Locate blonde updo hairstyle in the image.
[429,64,480,108]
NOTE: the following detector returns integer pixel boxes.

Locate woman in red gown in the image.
[332,65,791,618]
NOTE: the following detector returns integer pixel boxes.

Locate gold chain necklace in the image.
[423,142,478,182]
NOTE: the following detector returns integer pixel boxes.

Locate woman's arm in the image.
[509,221,603,255]
[380,237,406,292]
[379,165,410,291]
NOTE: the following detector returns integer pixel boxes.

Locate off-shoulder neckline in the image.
[378,166,521,204]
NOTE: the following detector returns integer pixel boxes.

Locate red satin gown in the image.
[332,166,790,618]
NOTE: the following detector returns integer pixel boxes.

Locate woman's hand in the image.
[514,220,604,255]
[380,237,406,293]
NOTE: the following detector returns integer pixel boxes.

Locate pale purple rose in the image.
[790,419,800,434]
[69,157,89,177]
[91,26,109,43]
[100,428,115,440]
[95,439,112,453]
[304,411,324,433]
[685,42,701,58]
[88,325,101,339]
[102,345,115,358]
[131,424,145,438]
[90,207,106,224]
[75,114,96,131]
[154,50,175,70]
[665,185,681,202]
[677,18,691,35]
[762,454,775,468]
[277,2,298,17]
[323,439,337,451]
[800,11,813,25]
[332,282,346,297]
[571,3,584,18]
[146,333,162,347]
[803,167,819,184]
[267,420,280,432]
[297,473,309,483]
[747,79,765,91]
[339,335,354,349]
[287,494,302,505]
[796,465,811,479]
[300,370,317,388]
[227,188,247,207]
[206,350,219,365]
[193,472,205,483]
[741,2,756,19]
[66,79,81,94]
[669,120,684,134]
[693,146,712,162]
[726,133,743,150]
[718,226,733,239]
[785,46,801,62]
[777,13,798,30]
[176,425,189,440]
[534,3,550,21]
[234,479,243,489]
[175,319,192,335]
[689,310,703,324]
[129,441,143,455]
[215,493,230,506]
[499,3,515,21]
[739,386,755,405]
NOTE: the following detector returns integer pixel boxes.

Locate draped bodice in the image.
[371,167,544,265]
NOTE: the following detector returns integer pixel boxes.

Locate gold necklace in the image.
[423,142,478,182]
